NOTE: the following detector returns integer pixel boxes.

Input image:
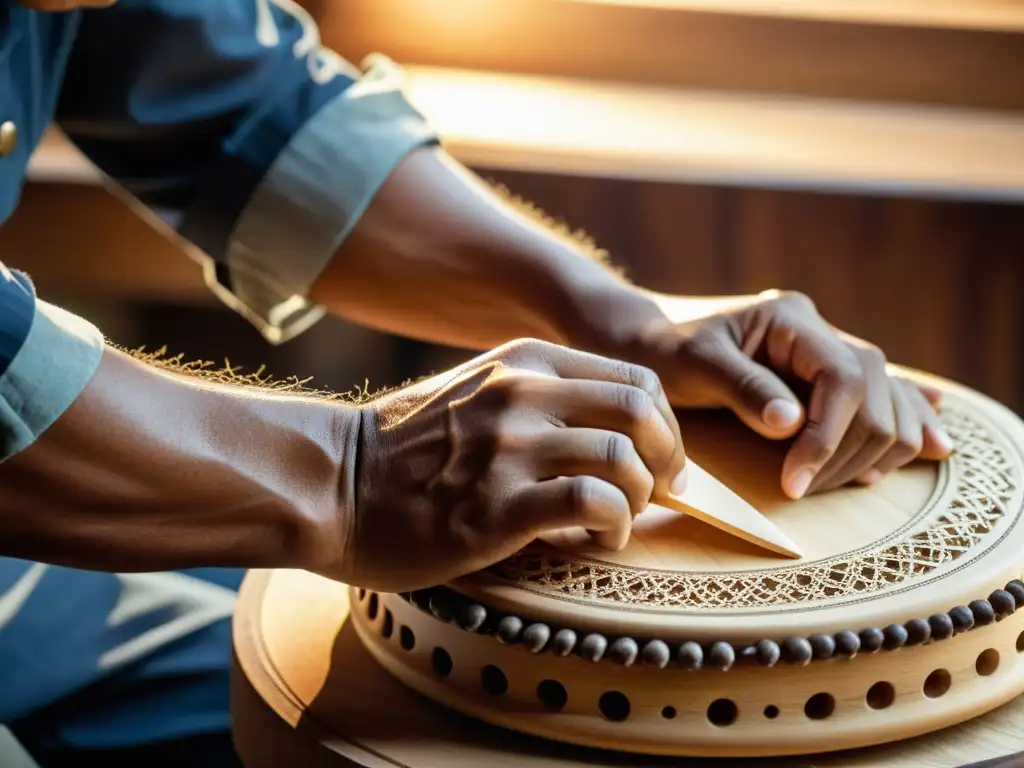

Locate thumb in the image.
[700,342,805,439]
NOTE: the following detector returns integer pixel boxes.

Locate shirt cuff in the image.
[0,285,104,462]
[214,55,439,345]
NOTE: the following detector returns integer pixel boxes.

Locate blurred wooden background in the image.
[5,0,1023,411]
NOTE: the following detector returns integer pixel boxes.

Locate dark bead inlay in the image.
[707,641,736,671]
[969,599,996,627]
[808,634,835,660]
[579,634,608,663]
[834,630,861,657]
[428,594,453,623]
[551,629,577,657]
[883,624,908,650]
[456,604,488,632]
[782,636,813,665]
[1004,580,1024,607]
[496,615,523,645]
[640,639,671,669]
[522,623,551,654]
[756,639,782,667]
[678,641,704,670]
[860,628,885,653]
[949,605,975,633]
[904,618,931,645]
[989,589,1016,618]
[406,580,1023,671]
[929,613,955,641]
[607,637,639,667]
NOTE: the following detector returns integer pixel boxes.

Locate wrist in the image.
[547,260,675,358]
[293,401,362,577]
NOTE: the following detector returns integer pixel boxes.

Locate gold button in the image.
[0,121,17,157]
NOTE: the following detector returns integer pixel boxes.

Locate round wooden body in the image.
[232,569,1024,768]
[351,371,1024,757]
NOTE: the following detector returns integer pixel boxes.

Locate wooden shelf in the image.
[577,0,1024,33]
[320,0,1024,111]
[28,67,1024,203]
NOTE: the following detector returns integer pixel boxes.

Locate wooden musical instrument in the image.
[232,369,1024,765]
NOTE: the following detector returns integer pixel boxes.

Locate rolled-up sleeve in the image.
[0,268,104,462]
[56,1,437,344]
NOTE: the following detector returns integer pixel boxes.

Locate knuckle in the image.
[680,329,723,365]
[634,471,655,507]
[567,476,601,518]
[894,430,924,458]
[860,343,888,370]
[825,361,867,398]
[617,385,655,427]
[604,433,636,469]
[801,425,842,464]
[735,367,768,398]
[616,360,660,393]
[498,337,551,365]
[480,373,527,411]
[776,289,816,314]
[860,415,896,447]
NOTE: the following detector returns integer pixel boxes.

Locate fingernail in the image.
[788,469,814,500]
[933,428,954,454]
[763,399,802,430]
[858,469,884,485]
[670,466,688,496]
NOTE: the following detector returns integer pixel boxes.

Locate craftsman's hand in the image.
[328,339,686,592]
[604,290,951,499]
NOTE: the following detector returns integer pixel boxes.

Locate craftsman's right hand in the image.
[324,339,686,593]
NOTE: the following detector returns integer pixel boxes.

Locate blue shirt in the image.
[0,2,436,748]
[0,0,437,461]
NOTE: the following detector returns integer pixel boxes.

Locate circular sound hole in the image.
[537,680,568,711]
[804,693,835,720]
[367,593,379,621]
[381,609,394,639]
[924,669,951,698]
[763,705,780,720]
[1017,631,1024,653]
[707,699,738,727]
[866,681,896,710]
[399,626,416,651]
[481,665,508,696]
[977,648,1000,676]
[431,648,453,677]
[661,706,677,720]
[599,691,631,722]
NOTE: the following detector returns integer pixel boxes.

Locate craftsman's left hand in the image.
[598,289,952,499]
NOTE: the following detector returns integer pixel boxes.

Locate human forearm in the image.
[0,346,355,573]
[309,147,670,353]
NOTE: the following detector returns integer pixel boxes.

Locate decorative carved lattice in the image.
[487,409,1020,609]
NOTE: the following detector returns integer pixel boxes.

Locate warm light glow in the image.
[566,0,1024,33]
[403,67,1024,200]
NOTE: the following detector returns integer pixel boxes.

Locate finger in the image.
[530,428,655,518]
[776,329,867,499]
[684,334,804,439]
[511,475,633,550]
[808,347,896,493]
[916,382,944,409]
[860,379,923,480]
[527,378,684,497]
[502,340,685,476]
[903,382,954,460]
